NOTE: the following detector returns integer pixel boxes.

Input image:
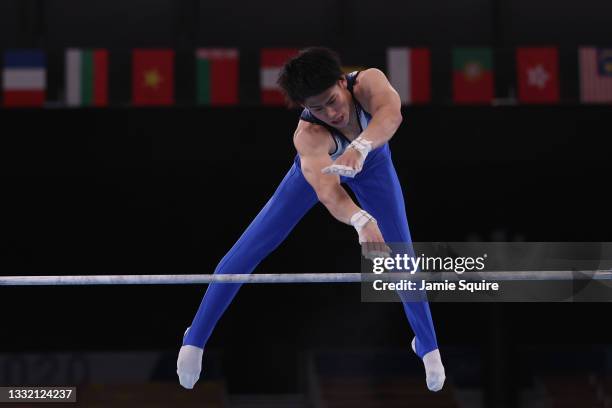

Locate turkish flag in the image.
[516,47,559,103]
[132,49,174,106]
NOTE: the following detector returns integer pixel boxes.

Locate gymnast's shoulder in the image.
[352,68,400,113]
[293,120,333,156]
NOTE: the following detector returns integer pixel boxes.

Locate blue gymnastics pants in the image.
[183,143,438,357]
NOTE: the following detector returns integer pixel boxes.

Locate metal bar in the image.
[1,270,612,286]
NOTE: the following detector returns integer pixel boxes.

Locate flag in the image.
[2,50,46,107]
[516,47,559,103]
[196,48,239,106]
[579,47,612,103]
[452,48,494,104]
[260,48,298,106]
[132,49,174,106]
[387,47,431,104]
[65,48,109,107]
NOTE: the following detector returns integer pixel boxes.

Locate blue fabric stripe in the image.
[4,50,46,68]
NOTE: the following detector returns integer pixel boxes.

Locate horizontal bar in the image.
[1,270,612,286]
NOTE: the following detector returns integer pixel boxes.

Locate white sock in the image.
[412,337,446,392]
[177,327,203,389]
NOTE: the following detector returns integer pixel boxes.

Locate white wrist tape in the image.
[349,209,376,232]
[348,135,373,160]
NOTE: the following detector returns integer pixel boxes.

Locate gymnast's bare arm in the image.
[352,68,403,147]
[293,120,386,246]
[322,68,402,178]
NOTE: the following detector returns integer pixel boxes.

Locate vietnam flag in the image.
[516,47,559,104]
[65,48,109,107]
[387,47,431,104]
[260,48,298,106]
[452,48,494,104]
[196,48,239,106]
[132,49,174,106]
[2,50,46,107]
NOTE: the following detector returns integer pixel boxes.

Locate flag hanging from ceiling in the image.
[196,48,239,106]
[387,47,431,104]
[65,48,109,107]
[516,47,559,104]
[452,48,494,104]
[579,47,612,103]
[2,50,46,107]
[260,48,299,106]
[132,49,174,106]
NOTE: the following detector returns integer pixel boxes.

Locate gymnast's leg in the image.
[177,159,318,388]
[346,145,446,391]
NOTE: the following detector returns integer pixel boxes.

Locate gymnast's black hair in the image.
[277,47,344,107]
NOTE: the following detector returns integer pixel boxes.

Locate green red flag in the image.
[452,48,494,104]
[196,48,239,106]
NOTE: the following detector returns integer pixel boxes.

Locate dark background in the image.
[1,0,612,406]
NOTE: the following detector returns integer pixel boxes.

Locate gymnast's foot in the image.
[412,337,446,392]
[177,327,203,389]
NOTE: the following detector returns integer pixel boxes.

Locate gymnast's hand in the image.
[349,210,391,259]
[359,219,391,260]
[177,333,204,389]
[321,135,372,178]
[322,148,364,178]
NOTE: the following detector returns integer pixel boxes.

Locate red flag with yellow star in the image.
[132,49,174,106]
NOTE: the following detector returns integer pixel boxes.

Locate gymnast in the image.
[177,47,445,391]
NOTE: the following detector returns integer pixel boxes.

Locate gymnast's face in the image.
[303,77,351,128]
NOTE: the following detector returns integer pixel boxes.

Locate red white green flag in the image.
[386,47,431,104]
[452,48,494,104]
[65,48,109,107]
[196,48,239,106]
[260,48,298,106]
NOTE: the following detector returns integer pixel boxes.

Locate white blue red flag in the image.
[2,50,46,107]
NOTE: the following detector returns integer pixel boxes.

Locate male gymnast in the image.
[177,47,445,391]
